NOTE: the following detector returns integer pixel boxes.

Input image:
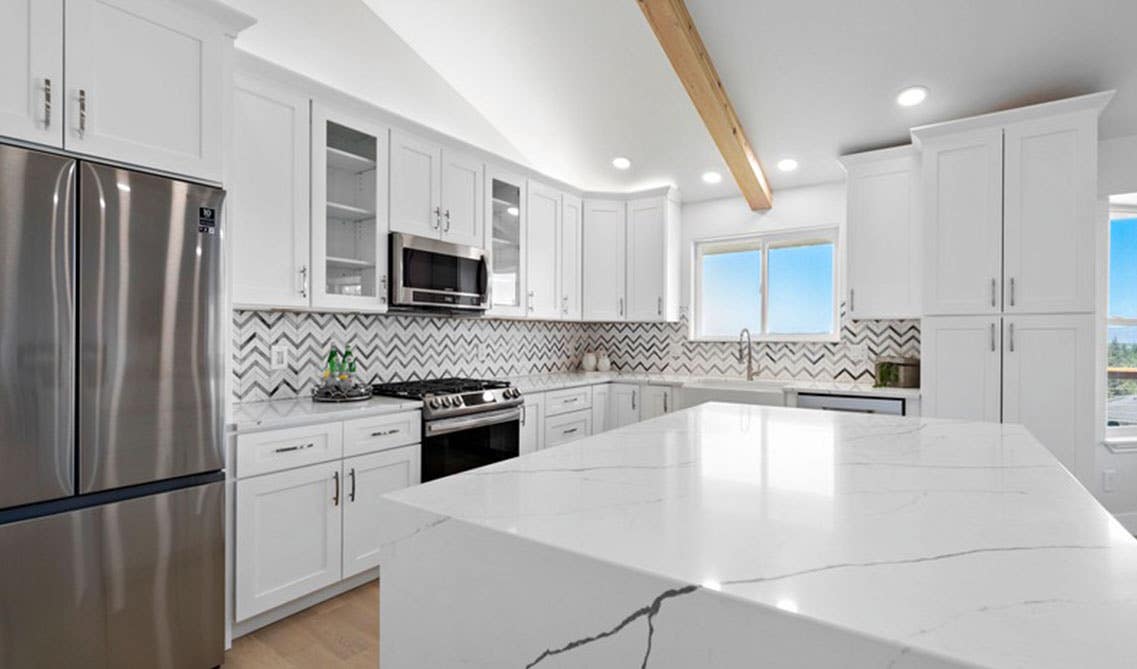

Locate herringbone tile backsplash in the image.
[233,309,919,402]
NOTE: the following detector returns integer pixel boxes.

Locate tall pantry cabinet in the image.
[916,91,1112,483]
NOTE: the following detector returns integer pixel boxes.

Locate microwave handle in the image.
[478,255,489,295]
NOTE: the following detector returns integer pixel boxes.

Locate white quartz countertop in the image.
[227,395,421,432]
[505,371,920,398]
[384,403,1137,668]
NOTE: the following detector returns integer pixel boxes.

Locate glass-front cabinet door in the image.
[485,166,526,317]
[311,104,389,311]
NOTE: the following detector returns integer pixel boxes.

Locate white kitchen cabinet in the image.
[311,105,389,311]
[1002,114,1096,314]
[440,149,484,247]
[919,128,1004,316]
[840,146,921,319]
[342,445,421,578]
[526,181,561,320]
[64,0,245,181]
[591,384,610,434]
[626,197,680,321]
[0,0,63,147]
[559,194,583,320]
[230,75,311,309]
[390,129,442,238]
[608,383,641,429]
[545,409,592,448]
[1002,314,1094,480]
[389,129,483,246]
[520,393,544,454]
[921,316,1001,422]
[485,167,527,318]
[640,385,673,421]
[235,461,343,621]
[582,200,627,320]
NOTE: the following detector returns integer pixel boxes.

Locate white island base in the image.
[377,403,1137,668]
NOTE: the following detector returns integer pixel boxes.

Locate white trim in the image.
[691,227,840,342]
[911,90,1114,146]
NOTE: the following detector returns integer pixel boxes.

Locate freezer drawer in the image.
[0,480,224,668]
[796,393,906,416]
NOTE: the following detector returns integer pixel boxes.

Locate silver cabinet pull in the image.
[563,427,578,435]
[43,78,52,128]
[527,290,534,312]
[663,393,669,412]
[273,442,314,454]
[990,278,996,308]
[850,288,855,312]
[443,209,451,232]
[618,297,624,317]
[562,295,568,314]
[990,323,996,352]
[1009,277,1016,307]
[299,266,309,299]
[332,471,340,506]
[380,274,387,304]
[348,468,356,503]
[432,206,441,229]
[520,404,527,426]
[631,390,637,410]
[1008,322,1015,352]
[563,397,579,403]
[370,428,400,437]
[77,88,87,138]
[657,296,662,316]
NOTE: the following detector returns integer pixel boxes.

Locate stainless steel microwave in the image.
[389,232,489,311]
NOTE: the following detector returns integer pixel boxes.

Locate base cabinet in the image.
[520,393,545,453]
[921,316,1002,422]
[235,461,342,621]
[640,385,673,421]
[591,384,610,433]
[608,383,641,429]
[342,446,421,578]
[545,409,592,448]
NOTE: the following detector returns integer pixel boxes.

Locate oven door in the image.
[422,407,521,482]
[391,232,488,310]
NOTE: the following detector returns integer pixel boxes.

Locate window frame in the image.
[691,226,840,343]
[1106,204,1137,444]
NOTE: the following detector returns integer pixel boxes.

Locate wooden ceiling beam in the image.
[637,0,773,210]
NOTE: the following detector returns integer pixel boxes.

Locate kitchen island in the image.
[376,403,1137,668]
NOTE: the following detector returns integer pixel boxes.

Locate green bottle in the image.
[323,348,341,384]
[341,345,355,383]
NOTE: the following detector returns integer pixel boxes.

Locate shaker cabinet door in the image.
[582,200,627,321]
[389,129,442,238]
[526,181,561,320]
[0,0,63,147]
[920,316,1001,422]
[342,445,421,578]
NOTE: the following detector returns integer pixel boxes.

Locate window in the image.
[693,229,838,341]
[1108,204,1137,434]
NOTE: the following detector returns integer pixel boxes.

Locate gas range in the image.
[371,377,523,420]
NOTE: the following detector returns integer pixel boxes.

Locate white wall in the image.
[1100,134,1137,196]
[679,182,846,312]
[223,0,527,166]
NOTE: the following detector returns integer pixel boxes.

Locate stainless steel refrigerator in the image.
[0,143,225,668]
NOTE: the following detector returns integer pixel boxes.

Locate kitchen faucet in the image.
[738,328,755,381]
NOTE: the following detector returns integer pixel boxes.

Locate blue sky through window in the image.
[767,243,834,334]
[1110,216,1137,344]
[700,249,761,336]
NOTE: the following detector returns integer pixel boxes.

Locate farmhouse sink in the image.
[678,378,788,409]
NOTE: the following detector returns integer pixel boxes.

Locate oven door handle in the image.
[425,407,522,437]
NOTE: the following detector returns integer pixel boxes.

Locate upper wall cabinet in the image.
[485,166,527,318]
[915,92,1109,317]
[0,0,250,182]
[0,1,63,147]
[389,129,483,248]
[582,200,627,321]
[559,194,583,320]
[312,106,389,312]
[230,75,310,309]
[1002,113,1097,314]
[526,180,561,320]
[919,128,1004,316]
[840,146,921,320]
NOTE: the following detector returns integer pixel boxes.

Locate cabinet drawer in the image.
[343,411,421,458]
[544,387,593,417]
[236,423,343,478]
[545,409,592,448]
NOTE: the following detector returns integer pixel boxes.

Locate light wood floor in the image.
[224,581,379,668]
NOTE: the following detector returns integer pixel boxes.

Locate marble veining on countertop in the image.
[384,403,1137,669]
[228,395,421,432]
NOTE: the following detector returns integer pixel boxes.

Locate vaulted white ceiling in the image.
[233,0,1137,204]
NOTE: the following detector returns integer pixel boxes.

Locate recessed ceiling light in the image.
[612,156,631,170]
[896,85,929,107]
[701,170,722,184]
[506,206,519,217]
[776,158,798,172]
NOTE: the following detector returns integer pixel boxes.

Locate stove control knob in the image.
[429,398,441,409]
[509,388,520,399]
[442,397,454,408]
[453,396,464,406]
